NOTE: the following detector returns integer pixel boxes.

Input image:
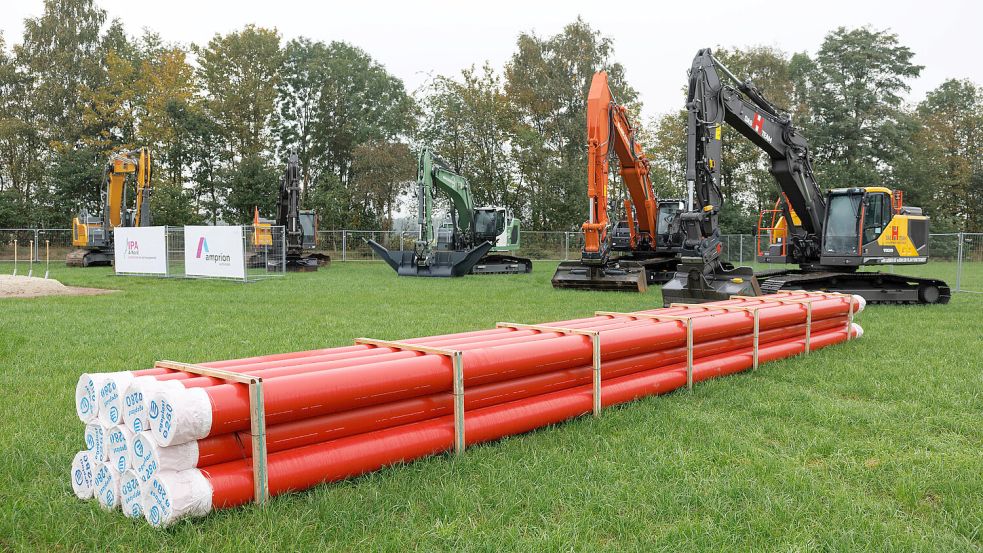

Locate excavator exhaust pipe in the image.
[661,260,760,306]
[367,239,494,277]
[551,261,648,292]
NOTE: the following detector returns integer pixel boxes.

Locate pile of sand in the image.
[0,275,116,299]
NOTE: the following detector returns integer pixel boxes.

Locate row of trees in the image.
[0,0,980,233]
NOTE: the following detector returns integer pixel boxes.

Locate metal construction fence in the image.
[2,228,980,293]
[1,226,285,282]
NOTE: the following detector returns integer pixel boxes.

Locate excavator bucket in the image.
[660,261,760,306]
[367,240,494,277]
[551,261,648,292]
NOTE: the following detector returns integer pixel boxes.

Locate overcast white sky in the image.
[1,0,980,119]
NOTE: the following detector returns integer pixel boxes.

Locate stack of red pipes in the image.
[70,292,864,527]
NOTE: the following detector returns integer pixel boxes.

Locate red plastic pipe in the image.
[191,316,847,468]
[193,324,856,509]
[140,292,833,381]
[151,296,858,445]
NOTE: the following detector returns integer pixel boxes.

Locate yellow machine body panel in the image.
[875,214,928,258]
[252,207,274,247]
[72,218,89,247]
[106,172,126,228]
[254,224,273,247]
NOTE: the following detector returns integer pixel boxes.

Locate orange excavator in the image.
[552,71,683,292]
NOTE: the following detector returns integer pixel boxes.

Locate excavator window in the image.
[862,192,892,244]
[474,209,505,240]
[824,193,862,255]
[657,204,683,236]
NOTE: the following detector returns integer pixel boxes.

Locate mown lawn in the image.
[0,261,980,551]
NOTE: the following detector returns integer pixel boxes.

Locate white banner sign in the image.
[183,226,245,279]
[113,226,168,275]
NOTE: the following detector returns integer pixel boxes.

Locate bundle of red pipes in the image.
[69,292,864,527]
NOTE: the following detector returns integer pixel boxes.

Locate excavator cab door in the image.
[473,208,506,245]
[656,200,685,251]
[861,192,893,245]
[821,190,863,265]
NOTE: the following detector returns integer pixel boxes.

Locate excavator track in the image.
[65,248,112,267]
[757,270,951,305]
[471,254,532,274]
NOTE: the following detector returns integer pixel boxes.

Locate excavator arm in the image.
[683,48,824,253]
[416,148,476,249]
[132,148,153,227]
[581,71,658,263]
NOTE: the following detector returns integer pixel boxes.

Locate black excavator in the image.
[253,153,331,271]
[661,48,949,305]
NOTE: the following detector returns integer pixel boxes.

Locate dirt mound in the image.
[0,275,116,299]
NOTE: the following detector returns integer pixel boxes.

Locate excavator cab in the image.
[655,200,685,251]
[473,207,507,244]
[820,187,929,267]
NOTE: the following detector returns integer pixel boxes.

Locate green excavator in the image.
[367,148,532,277]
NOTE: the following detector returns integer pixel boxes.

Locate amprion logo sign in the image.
[195,236,231,264]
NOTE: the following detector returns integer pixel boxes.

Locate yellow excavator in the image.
[67,147,153,267]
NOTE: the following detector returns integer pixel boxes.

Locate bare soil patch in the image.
[0,275,117,299]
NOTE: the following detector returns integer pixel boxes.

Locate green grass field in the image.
[0,261,980,551]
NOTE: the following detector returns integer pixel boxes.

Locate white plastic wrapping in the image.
[143,469,213,528]
[106,425,134,473]
[852,294,867,313]
[119,469,144,519]
[93,462,121,510]
[97,372,139,426]
[149,387,213,447]
[122,378,185,433]
[851,322,864,338]
[130,431,199,486]
[75,372,128,423]
[70,450,96,499]
[84,422,109,462]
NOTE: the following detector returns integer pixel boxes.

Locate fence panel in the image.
[4,227,981,294]
[719,234,756,265]
[517,231,567,261]
[243,225,286,281]
[955,233,983,293]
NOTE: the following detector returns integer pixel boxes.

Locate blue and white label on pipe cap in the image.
[107,425,133,473]
[93,463,121,511]
[120,469,144,519]
[70,450,95,499]
[84,423,109,462]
